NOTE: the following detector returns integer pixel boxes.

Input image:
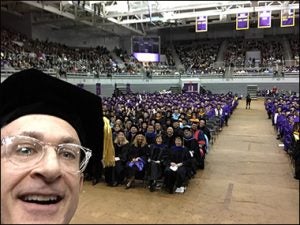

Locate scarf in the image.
[102,116,115,167]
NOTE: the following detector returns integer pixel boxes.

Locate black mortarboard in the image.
[0,69,104,159]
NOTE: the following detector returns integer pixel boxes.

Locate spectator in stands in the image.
[1,69,103,224]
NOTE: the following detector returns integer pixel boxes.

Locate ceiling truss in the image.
[3,1,300,36]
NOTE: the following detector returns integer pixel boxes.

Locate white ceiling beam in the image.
[115,3,299,24]
[102,1,251,18]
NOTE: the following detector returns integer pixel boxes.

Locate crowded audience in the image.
[1,27,299,77]
[84,91,239,193]
[174,39,224,75]
[264,93,300,180]
[224,37,284,68]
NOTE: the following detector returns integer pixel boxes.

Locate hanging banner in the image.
[96,83,101,96]
[281,8,295,27]
[258,10,271,28]
[236,12,249,30]
[195,16,207,32]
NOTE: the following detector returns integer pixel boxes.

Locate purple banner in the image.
[281,9,294,27]
[96,83,101,96]
[258,10,271,28]
[195,16,207,32]
[236,12,249,30]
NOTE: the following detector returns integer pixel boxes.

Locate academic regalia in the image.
[183,136,200,176]
[0,69,104,185]
[125,143,149,180]
[112,142,130,184]
[164,145,192,194]
[145,131,156,145]
[163,134,176,149]
[146,143,168,191]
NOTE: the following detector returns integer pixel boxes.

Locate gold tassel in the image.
[102,116,115,167]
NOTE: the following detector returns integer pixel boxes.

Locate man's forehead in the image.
[1,114,80,144]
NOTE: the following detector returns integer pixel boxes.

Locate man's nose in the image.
[31,147,62,182]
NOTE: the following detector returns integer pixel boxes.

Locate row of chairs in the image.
[206,116,222,145]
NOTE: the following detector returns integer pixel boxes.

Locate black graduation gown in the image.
[146,143,169,181]
[125,144,149,179]
[183,136,201,175]
[164,146,192,192]
[113,142,130,183]
[162,134,175,148]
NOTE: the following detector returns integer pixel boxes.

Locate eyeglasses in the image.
[1,135,92,174]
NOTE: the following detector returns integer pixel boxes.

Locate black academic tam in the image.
[0,68,104,158]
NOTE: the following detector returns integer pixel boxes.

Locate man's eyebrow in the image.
[19,131,44,140]
[59,136,81,145]
[19,131,80,145]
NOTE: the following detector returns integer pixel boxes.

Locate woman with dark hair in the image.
[146,135,168,192]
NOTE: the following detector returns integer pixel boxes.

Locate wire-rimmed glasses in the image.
[1,135,92,174]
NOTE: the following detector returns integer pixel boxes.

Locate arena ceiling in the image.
[1,1,299,37]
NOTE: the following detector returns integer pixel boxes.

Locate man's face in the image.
[175,138,182,146]
[167,127,173,136]
[1,114,83,224]
[199,120,205,128]
[147,125,154,133]
[191,123,198,131]
[154,123,161,131]
[173,121,179,128]
[183,129,192,137]
[130,126,137,133]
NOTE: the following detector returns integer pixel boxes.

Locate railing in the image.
[1,66,298,80]
[231,66,276,77]
[284,59,299,67]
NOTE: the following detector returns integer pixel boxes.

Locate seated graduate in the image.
[124,132,149,189]
[112,130,130,186]
[146,134,169,192]
[164,136,192,194]
[162,126,176,148]
[182,126,200,177]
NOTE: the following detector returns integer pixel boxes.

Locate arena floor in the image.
[71,99,299,224]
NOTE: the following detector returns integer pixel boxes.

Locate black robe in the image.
[164,145,192,192]
[125,144,149,179]
[183,136,201,175]
[146,143,169,181]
